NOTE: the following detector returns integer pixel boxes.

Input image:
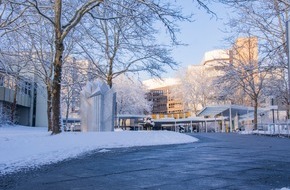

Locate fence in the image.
[251,123,290,137]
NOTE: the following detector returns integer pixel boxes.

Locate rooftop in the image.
[143,78,180,90]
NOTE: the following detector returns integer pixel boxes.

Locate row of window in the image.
[149,90,163,96]
[147,97,167,102]
[169,103,182,109]
[0,74,32,96]
[168,110,183,114]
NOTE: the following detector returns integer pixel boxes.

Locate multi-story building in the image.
[186,49,231,112]
[230,37,259,107]
[0,70,47,127]
[144,37,259,118]
[144,78,187,119]
[232,37,258,65]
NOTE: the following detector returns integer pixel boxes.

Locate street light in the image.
[286,20,290,119]
[271,97,275,124]
[259,113,265,132]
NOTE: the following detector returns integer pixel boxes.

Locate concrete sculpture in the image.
[80,79,116,132]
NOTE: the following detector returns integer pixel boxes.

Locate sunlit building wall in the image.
[144,78,188,119]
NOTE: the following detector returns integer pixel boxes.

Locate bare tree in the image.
[75,0,188,88]
[25,0,183,134]
[6,0,212,134]
[0,1,28,36]
[0,2,32,125]
[16,0,103,134]
[19,16,55,131]
[220,0,290,117]
[174,66,215,116]
[0,31,33,124]
[23,15,78,131]
[215,37,271,129]
[114,74,152,115]
[61,57,87,128]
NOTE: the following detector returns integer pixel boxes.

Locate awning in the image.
[153,117,227,125]
[198,106,228,117]
[197,105,254,118]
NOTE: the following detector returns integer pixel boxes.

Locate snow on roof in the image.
[200,49,229,65]
[142,78,181,89]
[197,104,254,117]
[154,117,226,123]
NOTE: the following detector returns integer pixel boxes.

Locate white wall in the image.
[34,84,48,127]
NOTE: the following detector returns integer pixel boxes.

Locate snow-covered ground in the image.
[0,125,198,175]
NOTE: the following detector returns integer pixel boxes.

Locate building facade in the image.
[0,70,47,127]
[146,85,184,114]
[144,78,190,119]
[144,37,260,119]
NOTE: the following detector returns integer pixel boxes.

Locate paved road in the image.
[1,133,290,190]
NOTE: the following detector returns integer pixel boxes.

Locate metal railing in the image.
[252,123,290,138]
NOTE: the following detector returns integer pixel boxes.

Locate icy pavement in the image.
[1,133,290,189]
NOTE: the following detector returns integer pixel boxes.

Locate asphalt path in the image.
[1,133,290,190]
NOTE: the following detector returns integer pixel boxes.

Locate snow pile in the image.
[238,130,254,135]
[0,125,198,175]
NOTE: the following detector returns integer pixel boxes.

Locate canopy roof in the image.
[197,105,254,118]
[153,117,227,125]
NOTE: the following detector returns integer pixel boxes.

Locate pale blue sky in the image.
[143,1,233,80]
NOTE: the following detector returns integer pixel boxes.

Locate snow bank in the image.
[238,130,254,135]
[0,125,198,175]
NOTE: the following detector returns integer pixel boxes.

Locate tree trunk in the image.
[51,0,63,135]
[47,85,52,131]
[107,76,112,88]
[11,82,18,124]
[253,98,258,130]
[107,59,113,88]
[287,101,290,120]
[65,98,70,131]
[51,44,63,134]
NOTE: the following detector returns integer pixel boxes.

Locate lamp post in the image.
[271,97,275,124]
[259,113,265,132]
[287,21,290,119]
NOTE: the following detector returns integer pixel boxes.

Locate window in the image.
[0,74,4,86]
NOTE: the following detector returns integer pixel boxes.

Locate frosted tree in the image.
[19,14,76,131]
[0,2,32,125]
[174,66,215,116]
[114,74,152,115]
[61,64,78,128]
[61,58,89,127]
[20,17,55,131]
[10,0,104,134]
[5,0,212,134]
